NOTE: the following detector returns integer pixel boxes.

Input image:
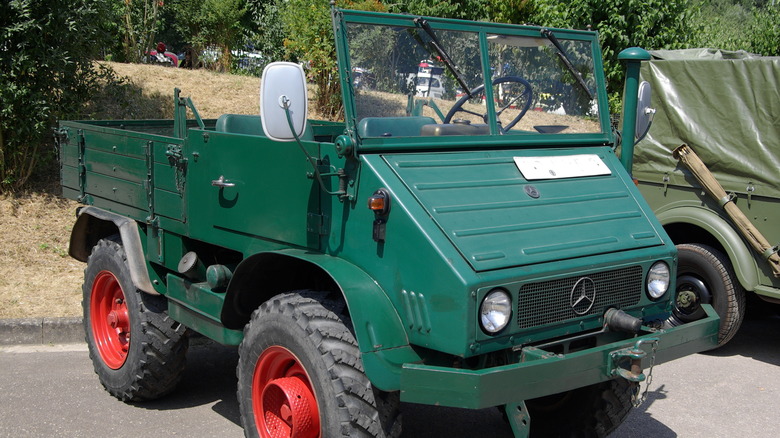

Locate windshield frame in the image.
[332,8,613,152]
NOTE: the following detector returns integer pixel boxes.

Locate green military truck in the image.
[58,7,719,437]
[632,49,780,347]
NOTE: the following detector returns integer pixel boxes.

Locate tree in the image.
[527,0,696,113]
[244,0,287,67]
[388,0,491,20]
[119,0,166,63]
[280,0,386,119]
[166,0,247,71]
[200,0,248,71]
[0,0,116,191]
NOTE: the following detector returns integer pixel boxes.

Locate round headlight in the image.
[480,289,512,334]
[647,261,671,299]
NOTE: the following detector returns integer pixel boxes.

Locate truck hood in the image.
[383,149,664,272]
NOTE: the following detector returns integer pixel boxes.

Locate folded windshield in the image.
[345,19,602,138]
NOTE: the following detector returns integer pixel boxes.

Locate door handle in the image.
[211,175,235,188]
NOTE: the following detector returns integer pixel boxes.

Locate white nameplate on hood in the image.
[514,155,611,180]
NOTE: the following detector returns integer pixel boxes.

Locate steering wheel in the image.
[444,76,533,132]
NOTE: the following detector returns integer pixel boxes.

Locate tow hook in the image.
[609,338,660,406]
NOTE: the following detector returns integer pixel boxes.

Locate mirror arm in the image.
[282,99,348,199]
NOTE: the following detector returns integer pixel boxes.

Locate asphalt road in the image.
[1,312,778,438]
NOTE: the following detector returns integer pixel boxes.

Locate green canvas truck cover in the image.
[633,49,780,200]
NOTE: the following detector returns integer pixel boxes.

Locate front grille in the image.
[517,266,643,329]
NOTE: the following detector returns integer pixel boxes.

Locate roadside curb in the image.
[0,317,84,345]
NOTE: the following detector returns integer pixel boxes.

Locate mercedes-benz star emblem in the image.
[570,277,596,315]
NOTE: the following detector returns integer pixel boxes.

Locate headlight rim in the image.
[479,288,512,335]
[646,261,671,300]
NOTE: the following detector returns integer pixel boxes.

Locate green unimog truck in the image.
[57,6,719,437]
[632,49,780,347]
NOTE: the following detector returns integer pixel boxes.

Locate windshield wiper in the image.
[541,29,594,101]
[414,18,472,97]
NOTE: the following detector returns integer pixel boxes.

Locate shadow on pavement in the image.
[131,341,242,427]
[703,312,780,365]
[611,384,678,438]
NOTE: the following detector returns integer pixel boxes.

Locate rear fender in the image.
[68,206,157,295]
[656,205,759,290]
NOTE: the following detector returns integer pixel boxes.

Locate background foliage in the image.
[1,0,778,192]
[0,0,115,191]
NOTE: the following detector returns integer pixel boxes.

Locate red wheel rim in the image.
[90,270,130,369]
[253,346,320,438]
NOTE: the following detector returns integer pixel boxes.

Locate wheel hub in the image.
[261,377,318,438]
[253,346,320,438]
[673,273,711,321]
[90,270,130,369]
[676,289,698,310]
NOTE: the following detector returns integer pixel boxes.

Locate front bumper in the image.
[400,305,719,408]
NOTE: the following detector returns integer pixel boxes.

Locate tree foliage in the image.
[166,0,247,71]
[280,0,386,119]
[3,0,779,191]
[0,0,116,191]
[693,0,780,56]
[117,0,165,63]
[388,0,490,20]
[526,0,696,112]
[244,0,287,68]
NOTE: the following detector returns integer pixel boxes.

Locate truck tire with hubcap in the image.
[671,243,745,346]
[237,291,401,438]
[83,236,188,401]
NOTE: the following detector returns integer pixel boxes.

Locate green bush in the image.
[0,0,116,192]
[692,1,780,56]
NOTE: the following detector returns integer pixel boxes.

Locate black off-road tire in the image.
[525,378,633,437]
[673,243,745,346]
[237,291,402,438]
[83,236,188,401]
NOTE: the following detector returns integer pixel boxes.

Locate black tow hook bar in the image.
[604,308,642,334]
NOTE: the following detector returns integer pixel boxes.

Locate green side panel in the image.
[83,129,148,158]
[86,149,146,182]
[186,131,320,250]
[61,186,80,200]
[61,166,79,191]
[166,274,243,345]
[153,162,181,194]
[154,189,185,221]
[384,148,664,271]
[60,141,80,168]
[84,172,146,207]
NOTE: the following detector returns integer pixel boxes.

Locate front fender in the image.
[226,249,419,391]
[655,204,759,289]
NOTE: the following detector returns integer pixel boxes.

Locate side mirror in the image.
[635,81,655,139]
[260,62,308,141]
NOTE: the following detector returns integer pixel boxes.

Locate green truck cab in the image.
[632,49,780,347]
[58,8,719,437]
